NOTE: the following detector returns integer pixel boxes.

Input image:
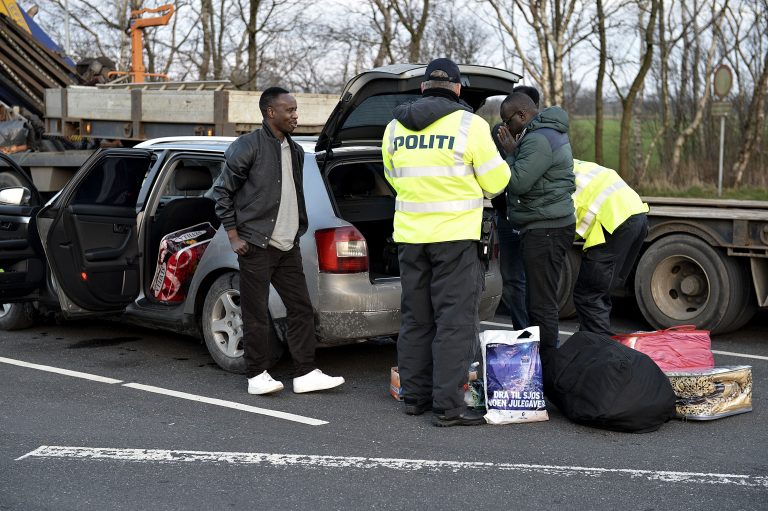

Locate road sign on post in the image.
[712,64,733,197]
[713,64,733,99]
[711,101,731,117]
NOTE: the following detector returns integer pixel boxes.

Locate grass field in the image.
[479,111,767,200]
[570,117,661,172]
[570,116,768,200]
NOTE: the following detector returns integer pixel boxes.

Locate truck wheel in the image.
[201,273,284,374]
[0,302,35,331]
[716,262,757,333]
[634,234,750,334]
[557,247,581,319]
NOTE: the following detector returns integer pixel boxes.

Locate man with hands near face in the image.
[495,92,576,355]
[214,87,344,395]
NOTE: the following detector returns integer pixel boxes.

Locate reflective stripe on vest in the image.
[452,111,473,167]
[475,153,506,176]
[385,119,398,180]
[576,178,629,237]
[387,112,475,181]
[391,111,481,214]
[395,197,484,213]
[389,164,474,178]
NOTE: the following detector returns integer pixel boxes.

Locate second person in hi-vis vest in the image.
[572,159,649,336]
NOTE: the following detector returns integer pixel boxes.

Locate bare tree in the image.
[44,0,134,67]
[391,0,430,63]
[609,0,658,181]
[727,0,768,187]
[421,5,488,63]
[371,0,397,67]
[594,0,608,164]
[232,0,303,90]
[668,0,727,179]
[484,0,588,106]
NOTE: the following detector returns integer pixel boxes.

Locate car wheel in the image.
[0,302,35,331]
[201,273,284,374]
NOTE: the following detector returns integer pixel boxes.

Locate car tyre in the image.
[202,272,284,374]
[0,302,35,331]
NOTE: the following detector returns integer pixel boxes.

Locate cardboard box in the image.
[389,366,403,401]
[390,365,482,403]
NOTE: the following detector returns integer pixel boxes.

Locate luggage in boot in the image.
[542,331,676,433]
[666,365,752,420]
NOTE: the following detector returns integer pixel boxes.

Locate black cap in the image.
[424,58,461,83]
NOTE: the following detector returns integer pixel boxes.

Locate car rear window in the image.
[342,93,419,130]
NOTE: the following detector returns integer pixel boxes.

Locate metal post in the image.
[718,115,725,197]
[64,0,71,56]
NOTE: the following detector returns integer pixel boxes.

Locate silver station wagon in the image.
[0,64,520,372]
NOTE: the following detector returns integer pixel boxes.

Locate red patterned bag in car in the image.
[152,223,216,303]
[612,325,715,372]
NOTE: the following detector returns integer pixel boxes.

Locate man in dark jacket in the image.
[490,85,540,330]
[214,86,344,395]
[496,92,576,354]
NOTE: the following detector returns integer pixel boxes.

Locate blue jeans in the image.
[496,213,529,329]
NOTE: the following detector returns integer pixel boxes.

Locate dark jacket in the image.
[505,106,576,231]
[392,88,473,129]
[214,122,307,249]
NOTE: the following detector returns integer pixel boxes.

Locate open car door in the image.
[0,153,45,302]
[37,149,153,315]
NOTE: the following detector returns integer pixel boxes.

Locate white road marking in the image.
[123,383,328,426]
[0,356,123,384]
[17,446,768,488]
[480,325,767,362]
[480,322,575,337]
[712,350,768,362]
[0,356,327,426]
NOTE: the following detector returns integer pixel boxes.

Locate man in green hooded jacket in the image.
[496,92,576,353]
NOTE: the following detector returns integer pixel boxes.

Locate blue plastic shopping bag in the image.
[481,327,549,424]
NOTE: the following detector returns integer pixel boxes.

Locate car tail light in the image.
[315,226,369,273]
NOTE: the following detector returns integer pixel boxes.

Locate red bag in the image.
[151,223,216,303]
[153,240,211,303]
[612,325,715,372]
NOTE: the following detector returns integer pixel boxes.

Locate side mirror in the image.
[0,187,31,206]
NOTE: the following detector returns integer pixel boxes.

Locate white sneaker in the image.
[292,369,345,393]
[247,371,284,395]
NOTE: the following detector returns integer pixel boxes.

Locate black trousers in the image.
[397,240,482,418]
[521,224,576,353]
[238,244,316,378]
[574,214,649,337]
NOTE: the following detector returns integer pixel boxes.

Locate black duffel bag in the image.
[541,331,676,433]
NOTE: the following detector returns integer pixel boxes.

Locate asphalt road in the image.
[1,303,766,511]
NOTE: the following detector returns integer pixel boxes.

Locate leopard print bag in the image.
[665,365,752,420]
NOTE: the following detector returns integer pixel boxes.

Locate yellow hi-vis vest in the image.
[382,110,510,243]
[573,159,649,250]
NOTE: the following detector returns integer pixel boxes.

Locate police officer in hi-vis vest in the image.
[572,159,649,336]
[382,58,511,427]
